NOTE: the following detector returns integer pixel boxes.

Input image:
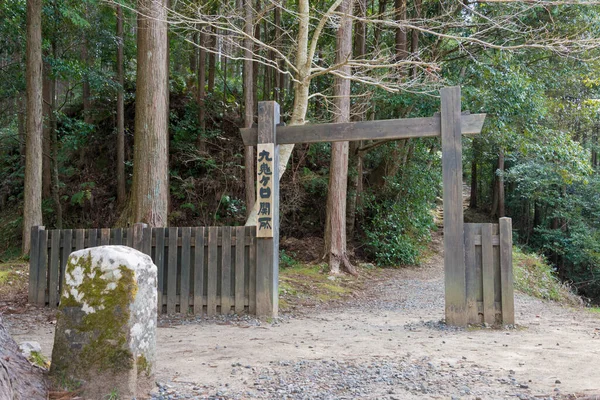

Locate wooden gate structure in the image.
[29,86,514,325]
[241,86,514,326]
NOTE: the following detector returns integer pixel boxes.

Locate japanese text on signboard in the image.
[256,143,274,237]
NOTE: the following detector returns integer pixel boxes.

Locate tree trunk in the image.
[274,1,284,103]
[189,33,198,77]
[81,29,92,166]
[18,94,26,163]
[244,0,255,217]
[490,150,505,219]
[222,30,229,106]
[196,29,207,151]
[498,150,505,218]
[131,0,169,227]
[410,0,421,78]
[23,0,44,254]
[0,317,48,399]
[50,42,63,229]
[347,0,366,238]
[42,64,51,199]
[207,27,216,94]
[394,0,407,62]
[252,4,261,113]
[469,139,479,209]
[373,0,387,48]
[346,141,360,237]
[592,124,598,169]
[116,4,126,205]
[325,0,355,275]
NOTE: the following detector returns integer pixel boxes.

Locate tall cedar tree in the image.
[324,0,355,275]
[131,0,170,226]
[22,0,43,254]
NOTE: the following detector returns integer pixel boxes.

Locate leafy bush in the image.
[361,140,438,267]
[279,250,301,269]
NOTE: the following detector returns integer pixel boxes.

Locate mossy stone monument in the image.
[50,245,157,399]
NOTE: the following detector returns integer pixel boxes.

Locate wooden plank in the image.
[154,228,166,313]
[248,226,256,314]
[499,217,515,325]
[126,227,133,248]
[240,114,486,146]
[142,227,152,256]
[28,226,44,304]
[75,229,85,250]
[255,101,280,318]
[441,86,467,327]
[133,223,147,251]
[151,235,250,247]
[463,224,478,324]
[180,227,191,314]
[167,227,178,314]
[60,229,72,302]
[113,228,123,245]
[49,230,61,308]
[235,226,246,314]
[221,226,232,314]
[481,223,495,325]
[193,227,205,315]
[100,228,111,246]
[207,227,218,316]
[37,229,49,305]
[473,235,500,246]
[88,229,97,248]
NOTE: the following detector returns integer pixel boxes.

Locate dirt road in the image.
[5,235,600,399]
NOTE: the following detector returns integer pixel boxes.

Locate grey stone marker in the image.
[50,245,157,399]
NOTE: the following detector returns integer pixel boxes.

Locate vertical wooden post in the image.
[481,223,495,325]
[441,86,467,326]
[499,217,515,325]
[28,225,44,304]
[132,222,147,252]
[255,101,280,318]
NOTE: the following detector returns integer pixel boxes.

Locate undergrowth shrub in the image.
[513,247,582,306]
[361,140,439,267]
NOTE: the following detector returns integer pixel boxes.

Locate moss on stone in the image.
[136,355,151,377]
[53,252,138,377]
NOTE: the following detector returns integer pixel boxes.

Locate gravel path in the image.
[5,234,600,400]
[143,234,600,400]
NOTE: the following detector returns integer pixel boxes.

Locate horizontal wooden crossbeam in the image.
[240,113,486,146]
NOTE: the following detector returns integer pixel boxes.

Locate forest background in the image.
[2,0,600,304]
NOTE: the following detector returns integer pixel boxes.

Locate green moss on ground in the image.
[278,263,376,311]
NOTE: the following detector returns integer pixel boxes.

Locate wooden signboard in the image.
[256,143,275,238]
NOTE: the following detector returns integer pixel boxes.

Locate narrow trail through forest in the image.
[5,230,600,399]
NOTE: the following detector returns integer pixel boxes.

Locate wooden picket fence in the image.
[463,218,514,325]
[28,224,257,315]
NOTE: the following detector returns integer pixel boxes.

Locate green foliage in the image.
[361,141,438,267]
[29,351,50,369]
[279,250,301,269]
[513,247,582,306]
[70,182,95,207]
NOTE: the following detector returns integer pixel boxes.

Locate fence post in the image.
[28,225,44,304]
[441,86,467,326]
[133,222,148,253]
[255,101,280,318]
[499,217,515,325]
